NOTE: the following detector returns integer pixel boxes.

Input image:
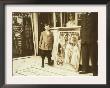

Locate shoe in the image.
[48,63,54,66]
[93,73,98,76]
[45,62,52,66]
[79,71,90,74]
[78,65,83,71]
[93,74,98,76]
[41,66,44,68]
[48,60,54,66]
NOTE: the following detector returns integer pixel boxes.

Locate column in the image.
[31,13,38,56]
[53,12,56,27]
[75,13,78,25]
[60,12,63,27]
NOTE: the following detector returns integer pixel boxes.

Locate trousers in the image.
[81,42,98,75]
[40,49,52,67]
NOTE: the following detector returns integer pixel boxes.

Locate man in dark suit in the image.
[89,12,98,76]
[79,12,98,76]
[39,24,54,68]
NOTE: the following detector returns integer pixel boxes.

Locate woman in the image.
[66,14,76,27]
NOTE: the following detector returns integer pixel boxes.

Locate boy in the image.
[39,24,54,68]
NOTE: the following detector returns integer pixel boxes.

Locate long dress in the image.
[64,43,73,63]
[71,44,80,71]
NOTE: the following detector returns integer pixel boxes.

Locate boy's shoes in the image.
[41,66,44,68]
[48,60,54,66]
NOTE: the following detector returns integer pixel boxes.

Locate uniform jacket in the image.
[39,31,54,50]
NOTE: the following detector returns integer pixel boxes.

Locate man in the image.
[89,12,98,76]
[79,12,98,76]
[39,24,54,68]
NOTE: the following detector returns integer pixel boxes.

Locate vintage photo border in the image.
[5,5,106,84]
[0,0,109,88]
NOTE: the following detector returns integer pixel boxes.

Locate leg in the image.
[47,50,52,65]
[90,43,98,76]
[79,43,89,73]
[41,56,45,68]
[40,50,45,68]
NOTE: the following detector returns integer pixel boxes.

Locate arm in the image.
[39,32,43,48]
[52,32,54,44]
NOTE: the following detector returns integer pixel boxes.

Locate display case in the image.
[50,26,81,65]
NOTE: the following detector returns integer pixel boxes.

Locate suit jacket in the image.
[39,31,54,50]
[80,13,98,44]
[80,14,89,43]
[89,13,98,43]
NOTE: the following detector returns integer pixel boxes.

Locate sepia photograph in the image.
[12,12,98,76]
[5,5,106,84]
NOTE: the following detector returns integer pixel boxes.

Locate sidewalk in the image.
[13,56,93,76]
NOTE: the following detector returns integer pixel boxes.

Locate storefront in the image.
[12,12,82,58]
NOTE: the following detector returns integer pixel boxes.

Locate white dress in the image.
[64,43,73,63]
[71,45,80,69]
